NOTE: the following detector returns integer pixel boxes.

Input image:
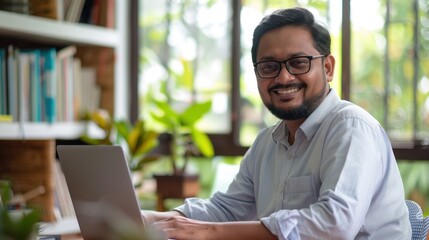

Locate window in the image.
[137,0,429,159]
[139,0,232,134]
[350,0,429,143]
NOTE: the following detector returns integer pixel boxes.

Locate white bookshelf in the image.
[0,122,105,140]
[0,1,129,140]
[0,10,119,47]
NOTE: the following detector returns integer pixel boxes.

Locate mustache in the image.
[268,83,305,92]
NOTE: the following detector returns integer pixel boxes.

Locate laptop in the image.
[56,145,147,239]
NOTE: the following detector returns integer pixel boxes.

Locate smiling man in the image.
[144,7,411,240]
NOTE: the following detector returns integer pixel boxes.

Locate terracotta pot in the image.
[153,174,200,211]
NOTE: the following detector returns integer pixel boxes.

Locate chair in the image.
[406,200,429,240]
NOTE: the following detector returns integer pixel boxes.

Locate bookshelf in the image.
[0,3,129,134]
[0,1,129,221]
[0,121,104,140]
[0,10,119,47]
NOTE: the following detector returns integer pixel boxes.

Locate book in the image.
[18,52,30,122]
[28,0,61,20]
[105,0,115,28]
[40,48,57,123]
[83,0,115,28]
[64,0,84,22]
[0,114,13,122]
[98,0,115,28]
[7,45,19,121]
[72,58,81,120]
[56,46,77,122]
[21,49,43,122]
[62,0,71,18]
[79,67,100,115]
[0,0,30,14]
[52,160,75,218]
[0,49,6,115]
[90,0,100,25]
[79,0,94,24]
[56,0,65,21]
[97,48,114,113]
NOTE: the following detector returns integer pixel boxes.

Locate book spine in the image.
[0,49,6,115]
[40,48,57,123]
[21,49,43,122]
[73,58,81,121]
[7,46,19,121]
[18,52,30,122]
[57,46,77,122]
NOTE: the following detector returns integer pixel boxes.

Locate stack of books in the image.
[0,45,101,123]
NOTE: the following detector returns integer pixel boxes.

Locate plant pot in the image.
[153,174,200,211]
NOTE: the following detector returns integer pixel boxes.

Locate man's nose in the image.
[275,63,296,83]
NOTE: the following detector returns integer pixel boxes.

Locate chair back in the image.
[406,200,429,240]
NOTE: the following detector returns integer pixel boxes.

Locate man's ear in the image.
[324,55,335,82]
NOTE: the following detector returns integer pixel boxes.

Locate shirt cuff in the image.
[261,213,300,240]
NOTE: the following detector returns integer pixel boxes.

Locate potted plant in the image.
[149,98,214,211]
[0,180,41,240]
[81,110,160,188]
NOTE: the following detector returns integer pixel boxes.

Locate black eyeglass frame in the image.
[253,55,326,79]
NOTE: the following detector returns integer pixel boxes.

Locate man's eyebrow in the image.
[257,52,310,62]
[288,52,309,57]
[257,56,278,62]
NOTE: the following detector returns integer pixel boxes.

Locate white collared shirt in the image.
[175,90,411,239]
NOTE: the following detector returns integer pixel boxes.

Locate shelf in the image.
[0,2,129,224]
[0,2,129,140]
[0,122,104,140]
[0,10,119,47]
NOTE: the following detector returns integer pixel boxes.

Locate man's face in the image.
[255,26,335,120]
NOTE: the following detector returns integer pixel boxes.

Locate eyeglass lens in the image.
[256,57,312,78]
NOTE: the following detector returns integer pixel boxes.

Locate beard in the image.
[265,85,328,120]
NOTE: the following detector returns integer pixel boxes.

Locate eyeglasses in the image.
[253,55,326,79]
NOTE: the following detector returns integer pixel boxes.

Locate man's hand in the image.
[152,215,277,240]
[141,210,184,224]
[153,216,216,240]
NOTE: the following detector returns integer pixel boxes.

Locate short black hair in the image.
[251,7,331,63]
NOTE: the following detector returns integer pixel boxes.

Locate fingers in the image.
[141,210,183,223]
[152,216,203,240]
[152,218,180,239]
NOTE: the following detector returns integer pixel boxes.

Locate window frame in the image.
[131,0,429,160]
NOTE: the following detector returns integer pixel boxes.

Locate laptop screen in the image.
[57,145,146,239]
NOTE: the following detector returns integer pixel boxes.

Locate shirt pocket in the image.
[284,175,317,210]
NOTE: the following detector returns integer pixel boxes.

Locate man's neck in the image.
[284,118,305,144]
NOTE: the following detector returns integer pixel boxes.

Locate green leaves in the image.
[150,98,214,174]
[191,128,214,157]
[0,180,13,205]
[0,207,40,240]
[150,100,179,130]
[81,112,160,173]
[151,99,213,156]
[181,100,212,127]
[81,109,114,145]
[114,120,160,172]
